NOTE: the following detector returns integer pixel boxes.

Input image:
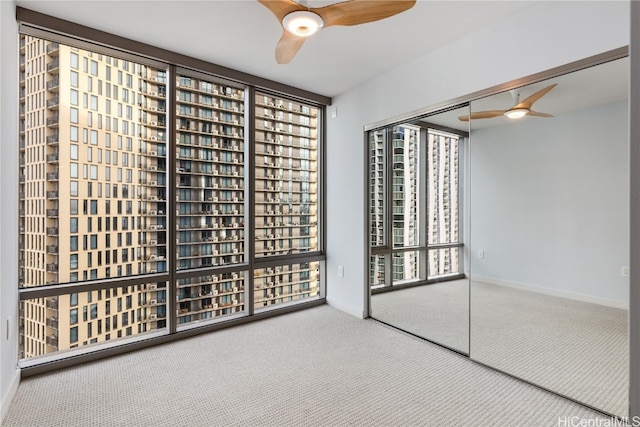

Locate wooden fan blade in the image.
[513,83,557,110]
[458,110,507,121]
[527,110,554,118]
[276,30,306,64]
[315,0,416,27]
[258,0,304,22]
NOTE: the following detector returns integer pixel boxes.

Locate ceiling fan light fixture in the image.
[504,108,529,119]
[282,11,324,37]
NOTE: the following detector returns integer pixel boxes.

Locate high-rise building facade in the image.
[369,129,386,287]
[19,34,322,360]
[392,125,420,282]
[19,36,165,358]
[427,131,460,276]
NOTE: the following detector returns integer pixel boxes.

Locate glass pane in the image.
[392,250,420,284]
[427,131,459,245]
[469,60,629,417]
[140,68,169,275]
[254,93,318,256]
[176,76,245,269]
[428,247,460,279]
[392,125,420,248]
[369,109,470,356]
[19,282,167,359]
[254,261,320,310]
[18,35,168,286]
[369,254,386,288]
[176,272,245,328]
[369,130,385,247]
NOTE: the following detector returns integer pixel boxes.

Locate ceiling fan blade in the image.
[275,30,306,64]
[513,83,557,110]
[316,0,416,27]
[526,110,554,118]
[258,0,304,22]
[458,110,507,121]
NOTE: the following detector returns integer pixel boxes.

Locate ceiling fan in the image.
[458,83,557,121]
[258,0,416,64]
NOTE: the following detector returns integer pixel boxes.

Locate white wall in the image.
[325,1,630,318]
[470,101,629,306]
[0,0,20,421]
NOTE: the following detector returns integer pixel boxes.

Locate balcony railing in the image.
[46,209,58,217]
[46,116,59,126]
[46,78,59,90]
[46,59,59,72]
[46,335,58,348]
[46,245,58,254]
[46,134,59,145]
[47,154,59,163]
[47,191,58,199]
[46,97,59,108]
[47,172,59,181]
[46,42,59,55]
[46,263,58,272]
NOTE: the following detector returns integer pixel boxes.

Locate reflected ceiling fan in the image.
[258,0,416,64]
[458,83,557,121]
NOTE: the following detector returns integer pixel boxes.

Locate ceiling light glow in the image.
[504,108,528,119]
[283,11,324,37]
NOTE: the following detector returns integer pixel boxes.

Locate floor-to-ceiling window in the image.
[17,23,326,368]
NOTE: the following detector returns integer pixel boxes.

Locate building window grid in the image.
[17,34,324,361]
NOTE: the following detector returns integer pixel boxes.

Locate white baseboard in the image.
[1,368,20,423]
[326,297,366,319]
[472,275,629,310]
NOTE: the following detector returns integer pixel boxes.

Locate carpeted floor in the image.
[3,305,619,426]
[371,281,628,418]
[371,280,470,353]
[471,281,628,418]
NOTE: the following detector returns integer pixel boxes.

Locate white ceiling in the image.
[15,0,538,98]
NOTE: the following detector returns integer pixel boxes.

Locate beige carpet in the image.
[3,305,617,426]
[371,280,469,353]
[370,281,628,418]
[471,281,628,418]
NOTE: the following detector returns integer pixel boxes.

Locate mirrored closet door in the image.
[468,56,629,418]
[367,51,629,419]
